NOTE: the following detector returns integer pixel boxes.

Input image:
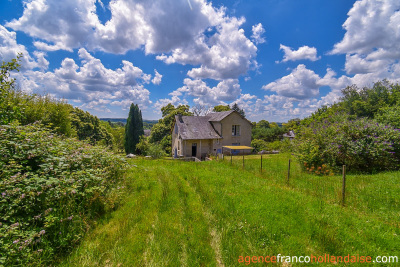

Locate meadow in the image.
[61,153,399,266]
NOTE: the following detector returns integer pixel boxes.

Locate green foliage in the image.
[251,139,268,152]
[135,136,149,155]
[148,123,170,144]
[149,104,192,153]
[256,119,270,128]
[339,80,400,119]
[283,118,300,131]
[71,108,113,146]
[147,143,166,159]
[124,104,144,154]
[143,120,157,130]
[294,115,400,173]
[295,80,400,174]
[212,105,231,112]
[0,55,23,125]
[0,124,126,266]
[375,105,400,129]
[21,94,74,137]
[0,57,116,148]
[160,135,172,156]
[252,125,286,142]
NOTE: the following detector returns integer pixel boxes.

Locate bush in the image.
[0,124,127,265]
[136,136,149,155]
[294,116,400,173]
[251,139,268,152]
[375,105,400,128]
[147,143,166,159]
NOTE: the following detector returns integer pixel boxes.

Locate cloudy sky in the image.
[1,0,400,122]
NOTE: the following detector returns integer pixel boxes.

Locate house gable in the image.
[171,111,252,158]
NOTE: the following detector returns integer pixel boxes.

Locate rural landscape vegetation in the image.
[1,0,400,266]
[1,54,400,266]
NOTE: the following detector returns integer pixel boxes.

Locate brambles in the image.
[0,124,127,265]
[295,115,400,173]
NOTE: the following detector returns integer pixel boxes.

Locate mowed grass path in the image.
[61,154,400,266]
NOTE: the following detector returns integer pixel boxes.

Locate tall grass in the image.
[61,156,399,266]
[224,153,400,224]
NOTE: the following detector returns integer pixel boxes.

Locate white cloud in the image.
[331,0,400,56]
[262,64,321,100]
[0,25,47,70]
[152,69,162,85]
[6,0,99,52]
[251,23,266,44]
[156,78,242,110]
[278,44,320,63]
[159,15,258,80]
[12,49,153,113]
[330,0,400,84]
[6,0,260,81]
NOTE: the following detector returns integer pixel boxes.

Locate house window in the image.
[232,125,240,136]
[216,139,220,144]
[232,143,240,146]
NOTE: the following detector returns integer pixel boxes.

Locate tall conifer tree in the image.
[124,103,143,154]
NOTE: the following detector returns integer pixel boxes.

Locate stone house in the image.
[171,110,252,159]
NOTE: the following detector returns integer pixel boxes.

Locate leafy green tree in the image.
[251,139,268,152]
[339,80,399,118]
[256,119,270,128]
[71,107,113,146]
[252,125,286,142]
[149,104,192,154]
[136,136,149,155]
[283,118,300,131]
[124,103,144,154]
[147,143,166,158]
[212,105,231,112]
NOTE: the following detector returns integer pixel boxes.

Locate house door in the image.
[192,143,197,157]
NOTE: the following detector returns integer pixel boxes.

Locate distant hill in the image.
[100,118,158,129]
[100,118,127,124]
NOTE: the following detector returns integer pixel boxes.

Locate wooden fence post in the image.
[342,165,346,206]
[287,159,291,185]
[260,155,263,173]
[231,152,232,165]
[242,151,244,169]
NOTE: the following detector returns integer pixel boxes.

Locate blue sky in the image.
[1,0,400,122]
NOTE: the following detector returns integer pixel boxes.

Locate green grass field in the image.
[60,154,400,266]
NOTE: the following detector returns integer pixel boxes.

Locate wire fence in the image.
[216,153,400,223]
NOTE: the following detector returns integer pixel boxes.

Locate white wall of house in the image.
[219,112,252,147]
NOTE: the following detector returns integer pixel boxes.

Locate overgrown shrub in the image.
[294,116,400,173]
[147,143,166,159]
[251,139,268,152]
[375,105,400,128]
[0,124,127,266]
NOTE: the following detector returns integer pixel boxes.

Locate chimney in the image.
[178,114,183,123]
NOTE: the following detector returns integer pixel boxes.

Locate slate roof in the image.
[175,115,221,140]
[207,111,234,121]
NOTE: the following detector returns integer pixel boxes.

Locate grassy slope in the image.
[60,154,400,266]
